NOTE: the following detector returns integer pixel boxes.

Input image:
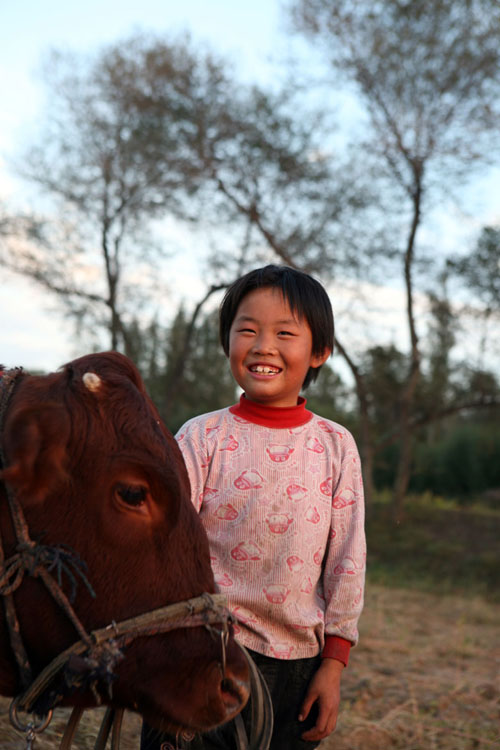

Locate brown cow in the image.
[0,352,249,735]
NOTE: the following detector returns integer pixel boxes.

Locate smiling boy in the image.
[141,265,366,750]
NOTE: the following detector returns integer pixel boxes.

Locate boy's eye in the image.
[278,330,294,336]
[238,328,256,334]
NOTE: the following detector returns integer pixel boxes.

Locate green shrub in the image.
[409,423,500,503]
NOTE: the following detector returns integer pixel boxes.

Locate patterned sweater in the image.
[176,395,366,664]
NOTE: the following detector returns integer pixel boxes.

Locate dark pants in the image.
[141,649,322,750]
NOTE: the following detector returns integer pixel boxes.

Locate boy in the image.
[142,265,365,750]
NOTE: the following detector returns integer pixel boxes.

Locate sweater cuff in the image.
[322,636,351,667]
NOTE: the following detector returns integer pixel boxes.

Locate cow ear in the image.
[1,403,71,505]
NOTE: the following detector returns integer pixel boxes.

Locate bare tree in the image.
[7,37,234,352]
[288,0,500,516]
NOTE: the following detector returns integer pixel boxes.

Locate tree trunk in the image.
[360,436,376,512]
[162,284,226,422]
[392,166,423,522]
[335,336,375,507]
[101,211,122,352]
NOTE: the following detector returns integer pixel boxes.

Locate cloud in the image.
[1,273,75,371]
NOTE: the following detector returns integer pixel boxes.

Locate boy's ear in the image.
[310,348,332,369]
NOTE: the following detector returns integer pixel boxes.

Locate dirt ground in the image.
[1,584,499,749]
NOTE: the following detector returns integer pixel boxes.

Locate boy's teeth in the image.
[251,366,279,374]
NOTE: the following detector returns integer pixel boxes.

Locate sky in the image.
[0,0,287,371]
[1,1,499,373]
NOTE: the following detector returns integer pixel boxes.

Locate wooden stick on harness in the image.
[17,593,230,712]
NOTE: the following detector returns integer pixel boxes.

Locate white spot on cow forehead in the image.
[82,372,102,392]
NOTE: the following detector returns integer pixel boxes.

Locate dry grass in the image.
[0,703,143,749]
[1,585,499,749]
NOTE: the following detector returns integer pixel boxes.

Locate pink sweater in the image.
[176,395,366,664]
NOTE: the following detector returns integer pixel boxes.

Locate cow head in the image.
[0,352,249,733]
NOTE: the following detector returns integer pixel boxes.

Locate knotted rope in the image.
[0,540,95,600]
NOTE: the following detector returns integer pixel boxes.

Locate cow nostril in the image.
[219,675,247,715]
[220,676,239,700]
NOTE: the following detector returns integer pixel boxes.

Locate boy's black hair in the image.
[219,265,334,389]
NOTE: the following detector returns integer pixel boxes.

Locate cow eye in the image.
[115,483,148,507]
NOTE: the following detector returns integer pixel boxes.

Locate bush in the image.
[402,422,500,503]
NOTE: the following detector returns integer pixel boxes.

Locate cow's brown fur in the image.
[0,352,248,732]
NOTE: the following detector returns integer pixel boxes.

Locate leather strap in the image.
[59,707,84,750]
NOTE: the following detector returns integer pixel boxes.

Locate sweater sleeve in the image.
[175,417,209,512]
[322,429,366,648]
[322,635,352,666]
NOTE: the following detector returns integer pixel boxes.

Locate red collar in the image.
[229,394,313,429]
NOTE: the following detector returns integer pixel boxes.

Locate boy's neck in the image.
[229,393,313,428]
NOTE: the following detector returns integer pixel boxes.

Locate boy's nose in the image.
[252,333,277,354]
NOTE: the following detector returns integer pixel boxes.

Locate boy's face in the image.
[228,286,329,408]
